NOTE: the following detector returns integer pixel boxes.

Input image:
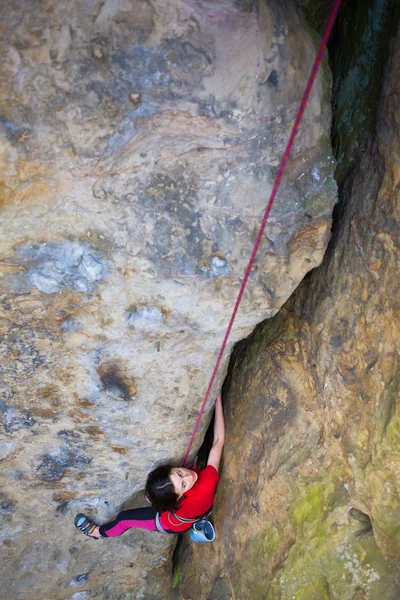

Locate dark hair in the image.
[145,465,180,512]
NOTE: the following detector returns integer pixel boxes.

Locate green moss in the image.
[237,525,282,596]
[272,466,400,600]
[230,521,287,599]
[383,412,400,450]
[372,398,400,550]
[267,582,282,600]
[293,575,331,600]
[374,378,399,442]
[251,583,273,600]
[280,527,392,599]
[172,565,183,589]
[227,463,399,599]
[290,480,335,530]
[249,525,281,562]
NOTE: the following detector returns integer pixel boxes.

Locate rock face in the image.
[175,18,400,600]
[0,1,336,599]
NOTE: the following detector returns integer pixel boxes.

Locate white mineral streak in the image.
[0,0,336,598]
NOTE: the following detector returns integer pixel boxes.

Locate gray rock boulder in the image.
[0,1,336,598]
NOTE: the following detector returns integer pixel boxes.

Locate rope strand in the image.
[182,0,342,466]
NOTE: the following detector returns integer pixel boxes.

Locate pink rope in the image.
[183,0,343,466]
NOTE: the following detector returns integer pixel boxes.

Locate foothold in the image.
[55,501,71,515]
[128,92,141,109]
[349,507,373,527]
[92,44,104,59]
[97,361,136,400]
[266,69,279,87]
[71,573,89,586]
[210,256,229,276]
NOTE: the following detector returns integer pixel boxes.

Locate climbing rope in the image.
[182,0,343,466]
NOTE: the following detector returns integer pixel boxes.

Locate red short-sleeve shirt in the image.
[159,465,219,532]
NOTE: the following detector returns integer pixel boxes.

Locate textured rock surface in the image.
[0,1,336,599]
[328,0,400,188]
[175,19,400,600]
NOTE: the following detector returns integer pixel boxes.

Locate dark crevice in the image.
[349,507,374,537]
[294,1,400,268]
[326,0,400,246]
[328,0,400,188]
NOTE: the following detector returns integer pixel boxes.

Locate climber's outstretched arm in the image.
[207,394,225,473]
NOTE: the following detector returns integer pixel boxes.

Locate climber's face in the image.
[169,467,198,498]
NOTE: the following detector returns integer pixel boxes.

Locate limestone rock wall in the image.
[0,1,336,599]
[175,18,400,600]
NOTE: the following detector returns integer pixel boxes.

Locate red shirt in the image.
[159,465,219,532]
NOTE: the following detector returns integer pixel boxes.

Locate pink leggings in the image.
[99,507,159,537]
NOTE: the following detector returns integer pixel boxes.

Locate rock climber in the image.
[74,393,224,538]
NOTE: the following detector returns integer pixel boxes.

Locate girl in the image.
[75,394,224,538]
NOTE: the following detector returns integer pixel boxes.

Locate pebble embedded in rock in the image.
[211,256,228,276]
[128,92,141,109]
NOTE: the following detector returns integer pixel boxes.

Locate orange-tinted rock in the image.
[176,19,400,600]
